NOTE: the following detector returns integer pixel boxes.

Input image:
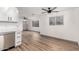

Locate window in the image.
[49,16,64,25]
[49,17,56,25]
[32,20,39,27]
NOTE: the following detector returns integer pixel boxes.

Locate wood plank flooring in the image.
[8,31,79,51]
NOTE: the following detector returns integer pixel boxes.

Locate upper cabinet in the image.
[0,7,19,22]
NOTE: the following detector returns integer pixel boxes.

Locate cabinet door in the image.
[17,21,23,31]
[0,36,4,50]
[15,31,22,47]
[4,33,15,49]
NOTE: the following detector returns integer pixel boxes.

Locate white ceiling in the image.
[17,7,72,18]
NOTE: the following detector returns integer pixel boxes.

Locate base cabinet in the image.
[0,36,4,50]
[15,31,22,47]
[0,32,15,50]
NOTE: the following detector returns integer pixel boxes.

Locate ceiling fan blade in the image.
[52,11,59,12]
[42,8,48,11]
[42,12,47,14]
[51,7,57,11]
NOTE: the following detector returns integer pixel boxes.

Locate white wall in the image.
[40,8,79,43]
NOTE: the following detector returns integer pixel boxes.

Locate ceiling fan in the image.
[42,7,59,14]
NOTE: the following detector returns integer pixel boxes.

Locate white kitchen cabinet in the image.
[15,31,22,47]
[0,31,22,50]
[15,19,23,47]
[0,7,22,50]
[16,20,23,31]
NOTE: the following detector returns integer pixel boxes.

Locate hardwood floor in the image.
[9,31,79,51]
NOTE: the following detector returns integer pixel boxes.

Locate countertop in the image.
[0,31,15,35]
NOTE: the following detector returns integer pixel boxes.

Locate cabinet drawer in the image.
[15,41,21,47]
[15,31,22,47]
[16,32,21,34]
[16,37,22,41]
[15,32,21,37]
[16,35,21,38]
